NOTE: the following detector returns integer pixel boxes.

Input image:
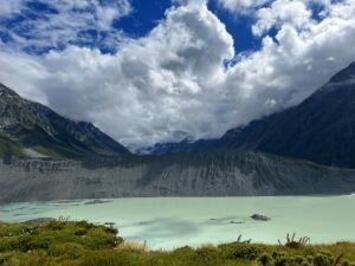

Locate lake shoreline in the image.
[1,192,354,207]
[1,196,355,250]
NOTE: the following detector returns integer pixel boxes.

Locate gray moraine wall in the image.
[1,151,355,203]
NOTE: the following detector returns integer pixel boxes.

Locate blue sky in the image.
[1,0,355,149]
[114,0,173,39]
[0,0,263,55]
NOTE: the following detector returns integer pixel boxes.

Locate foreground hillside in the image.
[0,220,354,266]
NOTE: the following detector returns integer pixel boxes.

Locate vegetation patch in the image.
[0,220,355,266]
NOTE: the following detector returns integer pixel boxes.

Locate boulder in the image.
[251,214,271,221]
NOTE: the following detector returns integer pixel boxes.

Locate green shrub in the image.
[76,221,96,230]
[291,255,307,265]
[74,228,87,236]
[233,245,260,260]
[46,221,66,231]
[49,242,85,260]
[79,251,129,266]
[313,253,333,266]
[258,253,273,266]
[274,256,288,266]
[196,246,220,262]
[27,235,54,250]
[342,260,350,266]
[84,228,119,249]
[272,251,286,260]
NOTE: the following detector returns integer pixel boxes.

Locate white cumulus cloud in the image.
[1,0,355,150]
[215,0,271,14]
[0,0,132,52]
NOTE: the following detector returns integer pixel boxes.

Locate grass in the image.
[0,219,355,266]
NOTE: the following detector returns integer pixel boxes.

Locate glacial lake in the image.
[1,196,355,250]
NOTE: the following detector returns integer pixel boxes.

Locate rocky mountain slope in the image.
[219,62,355,168]
[1,151,355,203]
[148,62,355,169]
[0,83,130,158]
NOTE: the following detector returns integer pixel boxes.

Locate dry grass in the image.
[115,240,149,252]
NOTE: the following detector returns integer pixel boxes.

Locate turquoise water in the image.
[1,196,355,250]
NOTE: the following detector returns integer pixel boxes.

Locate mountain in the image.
[2,63,355,202]
[144,139,221,156]
[0,83,130,159]
[219,61,355,168]
[137,139,203,155]
[147,62,355,169]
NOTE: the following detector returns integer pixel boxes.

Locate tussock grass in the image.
[0,220,355,266]
[115,240,149,253]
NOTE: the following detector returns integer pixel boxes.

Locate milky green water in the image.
[1,196,355,250]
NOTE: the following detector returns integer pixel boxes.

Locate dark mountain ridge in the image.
[220,61,355,168]
[0,83,130,158]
